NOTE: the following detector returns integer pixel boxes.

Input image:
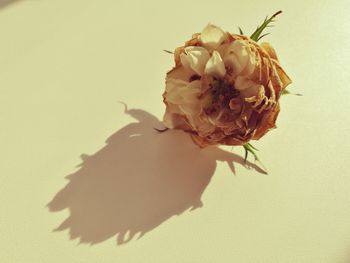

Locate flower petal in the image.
[260,42,277,60]
[235,76,256,91]
[272,60,292,89]
[224,40,256,77]
[191,115,216,136]
[180,46,210,76]
[167,65,193,82]
[165,78,189,104]
[165,78,203,117]
[163,111,191,130]
[204,50,226,77]
[253,103,280,140]
[200,24,227,50]
[235,76,264,101]
[178,80,202,115]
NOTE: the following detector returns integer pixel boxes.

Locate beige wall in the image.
[1,0,350,262]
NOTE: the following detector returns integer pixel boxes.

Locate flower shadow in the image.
[48,105,266,245]
[0,0,22,9]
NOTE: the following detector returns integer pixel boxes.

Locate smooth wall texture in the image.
[1,0,350,262]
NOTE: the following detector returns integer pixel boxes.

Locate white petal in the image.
[189,115,216,136]
[224,40,256,77]
[223,41,246,75]
[165,78,202,116]
[165,78,188,93]
[216,42,229,58]
[204,51,226,77]
[164,101,183,115]
[181,80,202,102]
[165,78,188,104]
[167,65,192,82]
[180,46,210,75]
[235,76,263,99]
[163,111,175,128]
[235,76,256,91]
[163,111,186,129]
[179,104,201,116]
[242,51,256,76]
[200,23,227,50]
[224,53,243,76]
[241,84,262,98]
[178,81,202,115]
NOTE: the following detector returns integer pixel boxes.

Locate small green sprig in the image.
[239,11,283,42]
[243,143,267,172]
[250,10,282,42]
[243,143,259,162]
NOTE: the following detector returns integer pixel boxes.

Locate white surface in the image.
[0,0,350,262]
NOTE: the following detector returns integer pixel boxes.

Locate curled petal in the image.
[260,42,278,60]
[163,111,191,130]
[272,59,292,89]
[229,97,242,114]
[223,40,256,77]
[167,65,193,82]
[165,78,203,119]
[190,115,216,136]
[180,46,210,75]
[240,82,261,98]
[165,78,189,104]
[253,103,280,140]
[200,24,227,50]
[235,76,258,91]
[204,51,226,77]
[245,85,265,108]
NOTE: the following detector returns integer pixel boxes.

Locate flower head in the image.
[162,21,291,148]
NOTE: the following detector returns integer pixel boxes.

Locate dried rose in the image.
[162,11,292,160]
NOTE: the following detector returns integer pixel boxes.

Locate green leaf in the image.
[250,10,282,42]
[247,143,259,151]
[257,33,270,41]
[243,143,260,162]
[238,26,244,35]
[243,143,267,172]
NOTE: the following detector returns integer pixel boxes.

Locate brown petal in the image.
[224,136,246,146]
[163,110,192,131]
[174,46,185,66]
[190,134,217,148]
[272,59,292,90]
[253,102,280,140]
[260,42,278,60]
[186,33,201,46]
[229,97,242,114]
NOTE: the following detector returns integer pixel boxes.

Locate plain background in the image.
[1,0,350,262]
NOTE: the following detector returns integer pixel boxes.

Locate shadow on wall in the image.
[48,105,266,245]
[0,0,22,9]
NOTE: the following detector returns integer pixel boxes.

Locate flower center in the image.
[211,79,240,107]
[204,78,240,116]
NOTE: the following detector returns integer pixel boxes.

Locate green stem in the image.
[243,143,259,163]
[243,143,268,172]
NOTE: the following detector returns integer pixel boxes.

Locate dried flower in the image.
[162,11,292,162]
